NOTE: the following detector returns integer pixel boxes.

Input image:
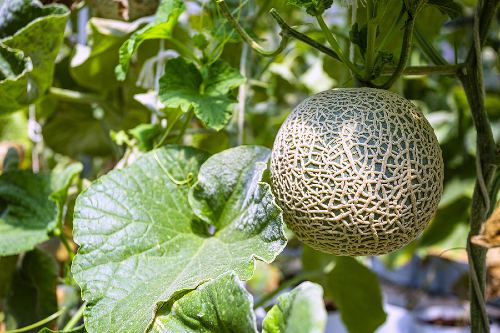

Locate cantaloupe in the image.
[270,88,444,256]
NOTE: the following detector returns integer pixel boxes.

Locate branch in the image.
[269,9,340,61]
[49,87,103,104]
[414,26,448,66]
[216,0,342,61]
[315,13,361,77]
[374,12,416,88]
[216,0,289,57]
[380,64,464,76]
[457,0,500,332]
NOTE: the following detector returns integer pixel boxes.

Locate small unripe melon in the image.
[270,88,444,256]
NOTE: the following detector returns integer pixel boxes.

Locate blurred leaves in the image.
[427,0,463,19]
[262,282,327,333]
[87,0,159,21]
[4,249,58,331]
[328,257,387,333]
[70,18,147,91]
[302,247,386,333]
[286,0,333,16]
[115,0,185,80]
[0,164,81,256]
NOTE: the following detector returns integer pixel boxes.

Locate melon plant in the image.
[0,0,498,333]
[270,88,444,255]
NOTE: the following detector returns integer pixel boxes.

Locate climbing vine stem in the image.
[457,0,499,331]
[374,10,417,88]
[215,0,289,57]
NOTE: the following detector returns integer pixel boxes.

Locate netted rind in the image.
[270,88,444,256]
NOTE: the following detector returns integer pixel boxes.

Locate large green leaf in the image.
[329,257,386,333]
[0,164,82,256]
[159,57,245,130]
[4,249,58,331]
[151,272,258,333]
[0,44,32,115]
[70,18,147,91]
[115,0,185,80]
[72,145,286,333]
[0,0,69,99]
[262,282,327,333]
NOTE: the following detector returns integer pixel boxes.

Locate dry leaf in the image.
[472,205,500,248]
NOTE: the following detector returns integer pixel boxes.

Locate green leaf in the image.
[50,163,83,205]
[115,0,185,81]
[329,257,386,333]
[414,5,448,43]
[286,0,333,15]
[262,282,327,333]
[4,249,58,331]
[151,272,258,333]
[349,23,367,57]
[70,18,147,91]
[0,164,82,256]
[301,249,386,333]
[0,255,17,300]
[372,51,394,77]
[192,33,208,50]
[159,57,245,130]
[41,101,120,158]
[427,0,462,19]
[0,111,28,143]
[0,44,32,115]
[71,145,286,333]
[129,123,163,151]
[0,0,69,99]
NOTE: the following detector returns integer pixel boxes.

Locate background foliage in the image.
[0,0,499,332]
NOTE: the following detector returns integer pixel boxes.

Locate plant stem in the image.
[63,303,86,331]
[49,87,102,105]
[4,308,65,333]
[375,12,416,89]
[254,270,324,309]
[215,0,289,57]
[457,0,499,331]
[365,1,377,79]
[176,111,194,143]
[58,231,75,262]
[414,26,448,66]
[375,5,405,53]
[381,64,464,76]
[315,14,361,78]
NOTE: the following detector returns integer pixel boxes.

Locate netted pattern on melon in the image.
[270,88,444,256]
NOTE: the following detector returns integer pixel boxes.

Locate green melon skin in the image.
[270,88,444,256]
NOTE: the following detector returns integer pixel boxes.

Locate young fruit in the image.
[270,88,444,256]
